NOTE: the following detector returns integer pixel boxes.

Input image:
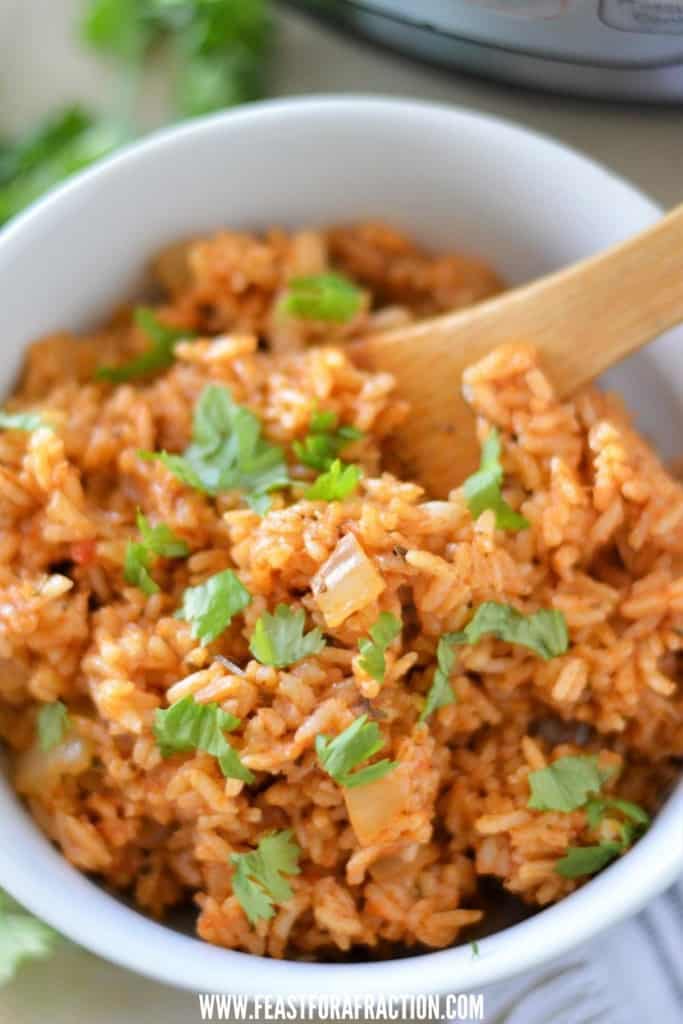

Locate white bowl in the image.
[0,97,681,997]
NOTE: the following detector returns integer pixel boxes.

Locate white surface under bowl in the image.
[0,97,681,997]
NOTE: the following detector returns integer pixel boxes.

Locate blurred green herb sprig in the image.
[0,0,272,227]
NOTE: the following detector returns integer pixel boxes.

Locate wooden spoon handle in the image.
[354,203,683,496]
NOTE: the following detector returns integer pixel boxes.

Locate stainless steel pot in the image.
[293,0,683,101]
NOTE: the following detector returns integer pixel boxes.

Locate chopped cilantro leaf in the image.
[585,796,650,831]
[528,755,612,813]
[555,792,650,877]
[293,409,363,471]
[139,385,289,511]
[463,428,529,531]
[176,569,251,646]
[279,273,362,323]
[310,409,337,433]
[556,843,622,879]
[305,459,361,502]
[249,604,325,668]
[36,701,71,752]
[315,714,396,788]
[420,634,458,722]
[585,796,650,851]
[230,830,301,924]
[153,695,252,782]
[0,108,122,228]
[136,510,189,558]
[124,541,159,595]
[450,602,568,661]
[124,511,189,595]
[97,308,195,382]
[358,612,401,683]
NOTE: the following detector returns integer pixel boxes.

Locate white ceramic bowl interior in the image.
[0,97,681,997]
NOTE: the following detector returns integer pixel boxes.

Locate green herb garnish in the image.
[316,714,396,789]
[36,701,71,752]
[450,602,569,661]
[305,459,361,502]
[358,612,401,683]
[124,510,189,595]
[293,409,363,472]
[420,635,458,722]
[137,511,190,558]
[153,694,253,782]
[124,543,158,596]
[556,793,649,878]
[557,794,651,876]
[140,384,289,512]
[463,428,529,531]
[279,273,363,323]
[249,604,325,668]
[528,756,612,814]
[527,756,650,878]
[176,569,251,646]
[230,830,300,924]
[556,844,623,879]
[420,602,567,724]
[97,308,195,382]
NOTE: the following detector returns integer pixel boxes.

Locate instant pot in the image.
[292,0,683,101]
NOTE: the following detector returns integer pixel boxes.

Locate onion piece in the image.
[15,735,92,797]
[312,533,385,628]
[344,769,411,847]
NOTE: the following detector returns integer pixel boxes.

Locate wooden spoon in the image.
[352,203,683,498]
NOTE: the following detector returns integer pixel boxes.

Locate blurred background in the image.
[0,0,681,232]
[0,2,681,1021]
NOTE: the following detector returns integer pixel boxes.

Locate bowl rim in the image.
[0,94,681,997]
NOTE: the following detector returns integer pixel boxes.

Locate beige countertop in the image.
[0,2,681,1021]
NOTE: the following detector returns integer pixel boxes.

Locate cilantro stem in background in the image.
[0,890,58,986]
[0,2,274,229]
[0,113,124,228]
[81,0,272,117]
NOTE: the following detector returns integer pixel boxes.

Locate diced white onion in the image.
[15,735,92,797]
[312,533,385,628]
[344,770,410,847]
